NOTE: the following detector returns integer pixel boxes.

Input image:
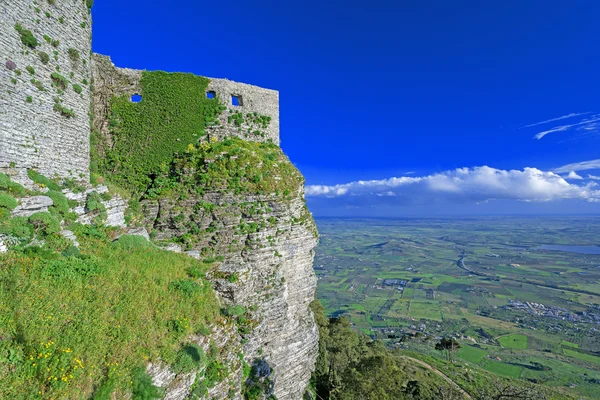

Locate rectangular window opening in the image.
[231,95,242,106]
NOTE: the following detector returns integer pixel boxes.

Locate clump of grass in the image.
[14,23,38,48]
[30,79,45,91]
[39,51,50,64]
[50,72,68,90]
[131,367,163,400]
[0,173,27,197]
[112,234,150,250]
[172,343,206,374]
[53,99,75,118]
[68,48,80,62]
[27,169,61,190]
[0,193,18,210]
[72,83,83,94]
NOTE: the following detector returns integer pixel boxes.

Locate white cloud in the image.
[524,112,591,128]
[305,166,600,205]
[588,174,600,180]
[554,159,600,173]
[566,171,583,180]
[533,116,600,140]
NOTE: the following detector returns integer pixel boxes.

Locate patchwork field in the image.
[315,217,600,398]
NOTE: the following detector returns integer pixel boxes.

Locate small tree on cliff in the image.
[435,337,461,363]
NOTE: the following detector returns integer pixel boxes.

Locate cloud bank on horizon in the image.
[527,112,600,140]
[306,164,600,206]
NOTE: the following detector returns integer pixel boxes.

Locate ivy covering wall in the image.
[96,71,224,195]
[95,71,303,203]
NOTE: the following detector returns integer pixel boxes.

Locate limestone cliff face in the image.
[92,56,319,399]
[143,191,318,399]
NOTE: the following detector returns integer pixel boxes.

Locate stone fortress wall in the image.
[91,54,280,146]
[0,0,92,181]
[1,1,280,185]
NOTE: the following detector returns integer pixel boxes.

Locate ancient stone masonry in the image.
[92,54,280,145]
[2,3,318,399]
[206,78,280,145]
[0,0,92,181]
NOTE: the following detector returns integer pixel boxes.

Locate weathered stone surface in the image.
[0,0,92,180]
[206,78,280,145]
[144,189,319,400]
[104,196,127,227]
[126,227,150,241]
[0,235,7,253]
[60,230,79,247]
[91,55,280,146]
[185,250,201,260]
[148,323,245,400]
[12,196,53,217]
[68,186,127,228]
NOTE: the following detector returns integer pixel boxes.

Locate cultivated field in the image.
[315,217,600,398]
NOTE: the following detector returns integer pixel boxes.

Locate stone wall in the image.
[207,78,280,145]
[91,54,280,145]
[0,0,92,181]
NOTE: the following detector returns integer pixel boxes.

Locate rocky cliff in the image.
[0,2,319,399]
[89,54,319,399]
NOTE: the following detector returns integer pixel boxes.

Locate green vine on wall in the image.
[97,71,225,195]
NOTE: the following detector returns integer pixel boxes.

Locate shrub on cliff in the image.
[28,212,60,235]
[27,169,61,191]
[46,190,69,215]
[0,194,17,210]
[14,23,38,48]
[146,137,304,200]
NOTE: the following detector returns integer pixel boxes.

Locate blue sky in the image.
[92,0,600,216]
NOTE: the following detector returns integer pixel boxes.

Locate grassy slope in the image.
[0,172,220,399]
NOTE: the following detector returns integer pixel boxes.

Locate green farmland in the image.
[315,217,600,398]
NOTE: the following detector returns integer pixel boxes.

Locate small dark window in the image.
[131,94,142,103]
[231,95,242,106]
[206,91,216,99]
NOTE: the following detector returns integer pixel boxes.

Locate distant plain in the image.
[315,217,600,397]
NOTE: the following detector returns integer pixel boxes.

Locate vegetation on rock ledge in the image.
[0,174,221,399]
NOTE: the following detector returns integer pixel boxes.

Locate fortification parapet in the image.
[206,77,279,145]
[0,0,92,181]
[91,54,280,146]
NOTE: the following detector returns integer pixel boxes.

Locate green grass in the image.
[408,300,442,321]
[563,348,600,365]
[0,225,219,398]
[457,345,487,364]
[498,334,528,349]
[561,340,579,348]
[481,360,523,378]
